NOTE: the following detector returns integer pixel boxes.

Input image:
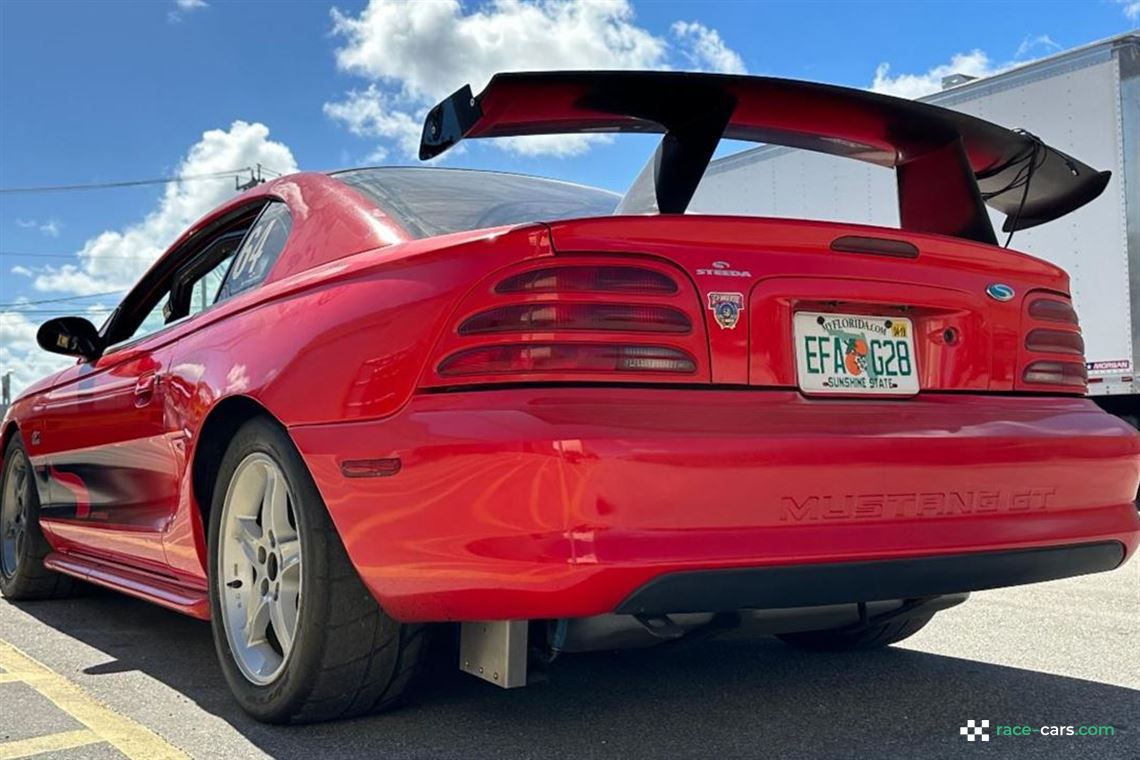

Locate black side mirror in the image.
[36,316,103,361]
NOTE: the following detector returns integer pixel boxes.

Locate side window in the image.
[129,299,170,344]
[218,202,292,300]
[110,254,234,348]
[187,255,234,317]
[104,226,251,351]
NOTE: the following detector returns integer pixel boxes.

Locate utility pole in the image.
[235,164,264,192]
[1,371,10,406]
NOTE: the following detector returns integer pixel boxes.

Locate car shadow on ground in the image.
[11,587,1137,760]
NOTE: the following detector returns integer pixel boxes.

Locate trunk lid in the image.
[545,215,1073,392]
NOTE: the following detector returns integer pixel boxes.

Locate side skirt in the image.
[44,552,210,619]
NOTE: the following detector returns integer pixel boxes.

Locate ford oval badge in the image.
[986,283,1015,302]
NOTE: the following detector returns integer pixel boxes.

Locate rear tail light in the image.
[1028,297,1079,324]
[427,261,708,386]
[1023,361,1087,387]
[496,266,677,295]
[458,304,691,335]
[1020,294,1085,393]
[1024,328,1084,356]
[438,344,697,377]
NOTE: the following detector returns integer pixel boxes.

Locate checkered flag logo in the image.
[960,719,990,742]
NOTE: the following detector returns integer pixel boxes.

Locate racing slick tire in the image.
[776,614,934,652]
[0,435,77,600]
[208,416,428,724]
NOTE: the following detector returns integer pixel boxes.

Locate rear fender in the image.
[156,224,554,582]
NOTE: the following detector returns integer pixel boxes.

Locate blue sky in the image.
[1,0,1137,393]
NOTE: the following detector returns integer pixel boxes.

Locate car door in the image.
[32,314,180,569]
[31,220,253,571]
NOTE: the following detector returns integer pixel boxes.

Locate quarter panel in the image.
[159,225,553,581]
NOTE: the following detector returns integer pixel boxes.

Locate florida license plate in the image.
[793,312,919,395]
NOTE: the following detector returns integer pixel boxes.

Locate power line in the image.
[0,291,123,308]
[0,167,258,195]
[0,251,154,259]
[1,305,116,313]
[1,310,114,316]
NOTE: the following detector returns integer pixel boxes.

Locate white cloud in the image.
[871,50,1002,99]
[31,121,297,296]
[322,86,424,161]
[15,218,61,237]
[330,0,668,100]
[671,21,746,74]
[1118,1,1139,21]
[497,133,607,157]
[324,0,745,159]
[0,311,73,397]
[169,0,208,23]
[871,36,1077,101]
[3,121,298,396]
[1015,34,1059,59]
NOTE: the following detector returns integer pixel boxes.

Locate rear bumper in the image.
[616,542,1126,615]
[289,388,1140,622]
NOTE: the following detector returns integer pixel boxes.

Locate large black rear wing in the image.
[419,71,1110,245]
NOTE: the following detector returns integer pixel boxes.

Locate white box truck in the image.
[687,33,1140,422]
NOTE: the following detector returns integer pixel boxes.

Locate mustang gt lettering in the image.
[780,490,1057,522]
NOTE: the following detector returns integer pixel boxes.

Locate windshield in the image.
[332,167,619,239]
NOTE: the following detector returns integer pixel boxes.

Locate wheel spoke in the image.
[232,514,261,569]
[239,541,260,571]
[277,537,300,577]
[235,513,262,544]
[262,469,293,542]
[244,594,271,648]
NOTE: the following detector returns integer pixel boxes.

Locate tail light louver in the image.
[439,344,697,377]
[430,262,706,385]
[1023,360,1088,387]
[496,266,678,295]
[459,303,691,335]
[1027,298,1079,324]
[1024,328,1084,356]
[1020,294,1086,393]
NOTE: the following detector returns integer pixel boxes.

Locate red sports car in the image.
[2,72,1137,724]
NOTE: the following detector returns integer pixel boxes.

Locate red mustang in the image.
[2,72,1137,724]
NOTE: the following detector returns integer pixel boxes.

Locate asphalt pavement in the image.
[0,560,1137,759]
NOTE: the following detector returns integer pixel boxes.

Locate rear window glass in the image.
[332,167,619,239]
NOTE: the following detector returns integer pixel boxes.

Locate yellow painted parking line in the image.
[0,673,22,684]
[0,729,101,760]
[0,640,188,760]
